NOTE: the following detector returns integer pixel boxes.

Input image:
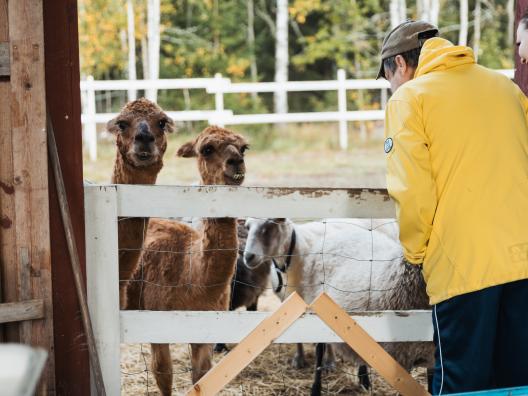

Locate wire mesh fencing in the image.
[116,216,431,395]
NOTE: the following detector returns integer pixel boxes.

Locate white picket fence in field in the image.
[81,69,514,161]
[85,184,434,395]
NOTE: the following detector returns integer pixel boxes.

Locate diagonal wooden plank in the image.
[311,292,430,396]
[186,292,308,396]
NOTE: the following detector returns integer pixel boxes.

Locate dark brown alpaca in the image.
[107,98,174,308]
[126,126,249,395]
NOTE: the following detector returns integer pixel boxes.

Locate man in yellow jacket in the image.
[379,21,528,394]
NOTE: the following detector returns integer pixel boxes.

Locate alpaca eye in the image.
[201,145,214,156]
[116,121,128,131]
[240,145,249,155]
[159,119,167,129]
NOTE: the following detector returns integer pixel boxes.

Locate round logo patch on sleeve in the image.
[384,137,393,153]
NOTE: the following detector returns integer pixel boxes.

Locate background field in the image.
[83,122,388,188]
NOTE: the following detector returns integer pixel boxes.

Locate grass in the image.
[83,122,388,188]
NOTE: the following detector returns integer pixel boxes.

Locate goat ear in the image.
[106,117,120,135]
[177,141,196,158]
[165,116,176,133]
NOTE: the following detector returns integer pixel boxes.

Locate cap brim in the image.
[376,62,385,80]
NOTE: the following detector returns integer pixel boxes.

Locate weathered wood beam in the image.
[0,299,44,324]
[7,0,55,392]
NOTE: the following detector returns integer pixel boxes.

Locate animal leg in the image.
[358,365,371,390]
[324,344,336,371]
[247,302,258,311]
[191,344,213,383]
[151,343,172,396]
[311,343,326,396]
[292,343,307,369]
[427,367,434,392]
[214,343,229,353]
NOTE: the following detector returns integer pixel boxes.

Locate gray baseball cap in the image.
[377,20,438,79]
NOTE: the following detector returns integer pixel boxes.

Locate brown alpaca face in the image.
[177,126,249,186]
[107,98,175,168]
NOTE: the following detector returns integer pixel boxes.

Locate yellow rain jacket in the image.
[385,38,528,305]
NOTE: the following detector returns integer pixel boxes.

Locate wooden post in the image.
[85,75,97,161]
[337,68,348,150]
[85,186,120,396]
[3,0,56,393]
[43,0,91,392]
[214,73,225,127]
[515,0,528,94]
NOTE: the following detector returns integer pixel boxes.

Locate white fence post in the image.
[85,185,120,396]
[337,69,348,150]
[85,76,97,161]
[381,87,388,110]
[214,73,225,127]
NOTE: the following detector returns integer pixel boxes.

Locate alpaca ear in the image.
[177,141,196,157]
[106,117,120,135]
[165,116,176,133]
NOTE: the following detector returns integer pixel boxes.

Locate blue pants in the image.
[432,278,528,395]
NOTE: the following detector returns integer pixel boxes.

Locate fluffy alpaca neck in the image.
[199,218,238,287]
[111,150,162,185]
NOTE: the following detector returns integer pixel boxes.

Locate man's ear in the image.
[177,141,196,157]
[395,55,407,73]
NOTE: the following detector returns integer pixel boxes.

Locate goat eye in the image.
[201,145,214,156]
[116,121,128,131]
[159,119,167,129]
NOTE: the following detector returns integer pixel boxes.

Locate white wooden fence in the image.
[85,184,434,395]
[81,69,514,161]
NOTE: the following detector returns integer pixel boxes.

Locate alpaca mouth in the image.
[137,152,152,161]
[226,172,245,185]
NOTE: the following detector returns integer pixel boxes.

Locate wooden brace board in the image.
[187,292,429,396]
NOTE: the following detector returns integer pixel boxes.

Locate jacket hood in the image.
[415,37,475,77]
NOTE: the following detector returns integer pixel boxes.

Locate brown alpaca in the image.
[107,98,174,308]
[126,126,249,395]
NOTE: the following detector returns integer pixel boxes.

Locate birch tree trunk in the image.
[459,0,468,45]
[127,0,137,101]
[274,0,288,115]
[141,36,149,80]
[430,0,439,25]
[390,0,406,28]
[399,0,406,24]
[507,0,515,46]
[473,0,481,60]
[248,0,258,103]
[390,0,400,28]
[146,0,160,101]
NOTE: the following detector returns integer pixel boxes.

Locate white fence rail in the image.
[81,69,514,160]
[85,184,433,395]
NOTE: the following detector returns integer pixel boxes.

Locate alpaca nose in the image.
[135,132,155,144]
[227,157,244,167]
[244,252,256,265]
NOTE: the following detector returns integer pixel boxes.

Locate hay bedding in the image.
[121,291,428,395]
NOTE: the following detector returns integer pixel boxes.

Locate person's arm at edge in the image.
[385,97,437,264]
